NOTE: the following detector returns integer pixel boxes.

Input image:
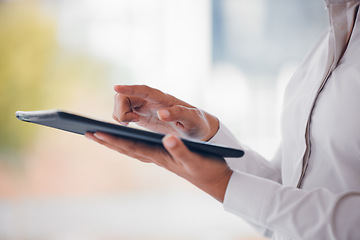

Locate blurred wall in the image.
[0,0,327,239]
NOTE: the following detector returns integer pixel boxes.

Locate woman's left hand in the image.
[85,132,233,202]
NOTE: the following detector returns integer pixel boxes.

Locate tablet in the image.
[15,110,244,158]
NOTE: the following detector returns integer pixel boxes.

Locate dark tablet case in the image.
[15,110,244,158]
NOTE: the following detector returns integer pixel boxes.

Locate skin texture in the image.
[85,132,233,202]
[112,85,219,141]
[86,85,232,202]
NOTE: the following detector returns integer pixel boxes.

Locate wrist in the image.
[203,168,233,203]
[202,112,219,142]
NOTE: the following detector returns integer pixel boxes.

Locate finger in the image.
[157,105,201,124]
[94,132,148,156]
[157,106,206,138]
[162,134,194,166]
[86,132,125,153]
[113,93,140,123]
[89,132,170,166]
[86,132,154,162]
[114,85,170,104]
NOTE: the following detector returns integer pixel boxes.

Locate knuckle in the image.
[141,84,151,93]
[171,105,182,115]
[192,108,202,117]
[142,85,151,98]
[142,84,150,90]
[164,93,176,105]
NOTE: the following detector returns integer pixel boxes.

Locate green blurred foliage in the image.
[0,1,108,157]
[0,1,56,154]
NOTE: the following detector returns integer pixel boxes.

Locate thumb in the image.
[162,134,193,164]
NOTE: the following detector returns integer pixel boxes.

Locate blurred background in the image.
[0,0,327,239]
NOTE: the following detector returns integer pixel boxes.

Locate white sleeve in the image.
[224,171,360,240]
[209,121,282,237]
[209,121,282,183]
[211,123,360,239]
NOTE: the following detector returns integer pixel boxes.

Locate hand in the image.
[112,85,219,141]
[85,132,233,203]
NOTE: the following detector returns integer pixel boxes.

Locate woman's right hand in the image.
[112,85,219,141]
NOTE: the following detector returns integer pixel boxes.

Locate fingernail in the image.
[94,133,104,140]
[158,110,170,119]
[164,135,177,148]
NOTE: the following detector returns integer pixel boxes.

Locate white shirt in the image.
[209,0,360,239]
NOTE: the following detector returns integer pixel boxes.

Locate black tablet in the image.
[15,110,244,158]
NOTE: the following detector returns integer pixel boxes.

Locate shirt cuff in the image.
[223,170,278,227]
[209,121,241,149]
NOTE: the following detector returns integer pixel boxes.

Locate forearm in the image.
[188,166,233,203]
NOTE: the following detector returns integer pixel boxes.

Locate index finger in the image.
[113,93,140,123]
[114,85,168,104]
